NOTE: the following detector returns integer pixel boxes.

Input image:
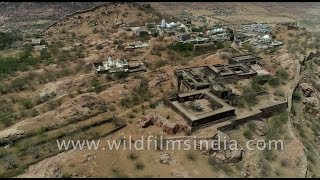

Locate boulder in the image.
[215,153,226,162]
[159,152,172,165]
[227,149,244,163]
[299,83,313,97]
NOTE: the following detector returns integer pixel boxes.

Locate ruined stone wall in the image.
[259,101,288,118]
[217,101,288,131]
[163,96,193,126]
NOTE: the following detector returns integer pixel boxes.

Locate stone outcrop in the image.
[299,83,313,97]
[303,96,320,115]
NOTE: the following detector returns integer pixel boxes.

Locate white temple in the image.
[161,19,166,28]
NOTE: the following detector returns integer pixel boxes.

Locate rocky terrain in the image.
[0,2,320,178]
[0,2,104,34]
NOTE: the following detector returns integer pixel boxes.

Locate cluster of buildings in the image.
[235,23,284,49]
[130,18,234,46]
[93,56,146,74]
[240,23,271,33]
[128,18,286,51]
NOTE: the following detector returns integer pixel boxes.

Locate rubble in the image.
[55,93,107,121]
[160,121,180,135]
[148,73,171,88]
[138,114,158,128]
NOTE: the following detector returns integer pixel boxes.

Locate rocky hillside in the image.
[0,2,104,34]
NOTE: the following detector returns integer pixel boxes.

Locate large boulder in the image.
[227,149,244,163]
[299,83,313,97]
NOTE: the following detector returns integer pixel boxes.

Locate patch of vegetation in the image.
[280,159,289,167]
[229,96,245,108]
[191,26,204,32]
[111,167,129,178]
[193,44,216,56]
[242,42,254,53]
[96,44,104,50]
[186,152,197,161]
[215,41,225,49]
[243,128,253,139]
[265,111,288,140]
[0,45,36,76]
[252,75,279,87]
[243,86,258,106]
[91,79,103,93]
[276,68,289,81]
[208,156,219,168]
[19,98,34,109]
[170,42,193,56]
[9,76,29,92]
[137,31,151,42]
[120,78,152,108]
[114,71,128,79]
[292,89,301,102]
[274,89,284,97]
[135,162,145,170]
[128,152,139,160]
[260,159,272,177]
[2,154,18,170]
[154,60,168,69]
[248,122,256,131]
[40,48,52,61]
[264,149,277,161]
[0,32,22,50]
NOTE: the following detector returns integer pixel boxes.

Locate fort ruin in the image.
[164,54,288,129]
